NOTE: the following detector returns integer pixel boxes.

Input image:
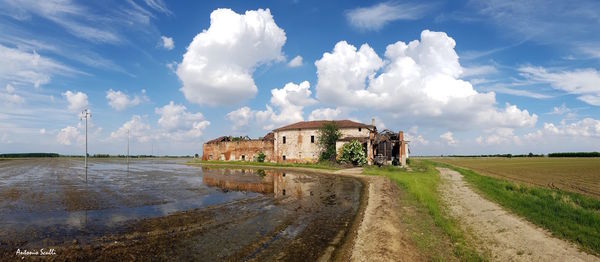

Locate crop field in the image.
[432,157,600,198]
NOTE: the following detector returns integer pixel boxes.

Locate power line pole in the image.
[81,109,91,181]
[127,129,130,167]
[81,109,91,168]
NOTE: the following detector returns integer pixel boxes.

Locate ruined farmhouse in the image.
[202,120,408,166]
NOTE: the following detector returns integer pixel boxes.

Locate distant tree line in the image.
[446,153,544,158]
[0,153,59,158]
[548,152,600,157]
[442,152,600,158]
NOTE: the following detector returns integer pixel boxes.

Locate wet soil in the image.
[0,159,362,261]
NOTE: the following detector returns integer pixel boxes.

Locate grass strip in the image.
[435,162,600,255]
[364,159,483,260]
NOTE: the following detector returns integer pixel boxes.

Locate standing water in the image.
[0,158,362,260]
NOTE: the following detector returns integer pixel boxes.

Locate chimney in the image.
[398,131,404,141]
[371,118,375,127]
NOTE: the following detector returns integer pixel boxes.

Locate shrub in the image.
[256,151,266,162]
[339,140,367,166]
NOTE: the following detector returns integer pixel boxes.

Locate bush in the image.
[256,151,266,162]
[339,140,367,166]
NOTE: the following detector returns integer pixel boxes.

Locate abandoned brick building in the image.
[202,120,408,166]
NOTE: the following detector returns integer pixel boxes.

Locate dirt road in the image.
[437,167,599,262]
[335,168,422,262]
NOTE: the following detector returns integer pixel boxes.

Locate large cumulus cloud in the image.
[315,30,537,130]
[176,8,286,106]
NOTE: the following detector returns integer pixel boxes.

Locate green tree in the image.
[317,122,341,162]
[339,140,367,166]
[257,151,266,162]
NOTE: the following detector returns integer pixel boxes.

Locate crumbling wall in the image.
[202,140,274,162]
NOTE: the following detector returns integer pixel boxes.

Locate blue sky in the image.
[1,0,599,156]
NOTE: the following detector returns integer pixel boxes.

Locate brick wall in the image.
[202,139,274,162]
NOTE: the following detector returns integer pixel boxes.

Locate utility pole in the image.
[81,109,91,182]
[127,129,130,167]
[81,109,91,168]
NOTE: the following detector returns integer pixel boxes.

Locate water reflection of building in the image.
[273,172,316,199]
[201,168,274,194]
[201,168,317,200]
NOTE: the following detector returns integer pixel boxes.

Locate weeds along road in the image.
[438,167,599,262]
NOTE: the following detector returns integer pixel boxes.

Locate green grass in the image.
[186,159,341,170]
[435,162,600,255]
[364,160,483,260]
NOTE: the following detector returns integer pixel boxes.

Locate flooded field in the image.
[0,158,362,260]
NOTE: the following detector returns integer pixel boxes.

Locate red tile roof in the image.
[273,120,374,132]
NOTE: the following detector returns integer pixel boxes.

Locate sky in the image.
[1,0,599,156]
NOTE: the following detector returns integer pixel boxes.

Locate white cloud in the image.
[579,45,600,59]
[287,55,303,67]
[39,128,46,134]
[543,118,600,137]
[519,66,600,106]
[309,107,342,121]
[548,103,575,118]
[1,0,120,44]
[166,61,177,72]
[405,126,429,145]
[315,41,383,105]
[1,84,24,104]
[106,89,146,111]
[346,2,431,31]
[5,84,15,93]
[371,116,386,130]
[160,36,174,50]
[0,44,79,88]
[482,85,552,99]
[57,126,83,145]
[1,0,172,46]
[462,65,498,77]
[314,30,537,130]
[176,8,286,106]
[524,130,544,141]
[107,102,210,146]
[255,81,316,130]
[62,90,88,112]
[155,101,210,139]
[144,0,171,15]
[226,106,254,130]
[0,133,11,144]
[469,0,600,49]
[522,118,600,149]
[109,115,153,143]
[476,128,521,145]
[440,131,457,145]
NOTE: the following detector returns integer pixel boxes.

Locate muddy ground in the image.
[0,159,362,261]
[335,168,423,261]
